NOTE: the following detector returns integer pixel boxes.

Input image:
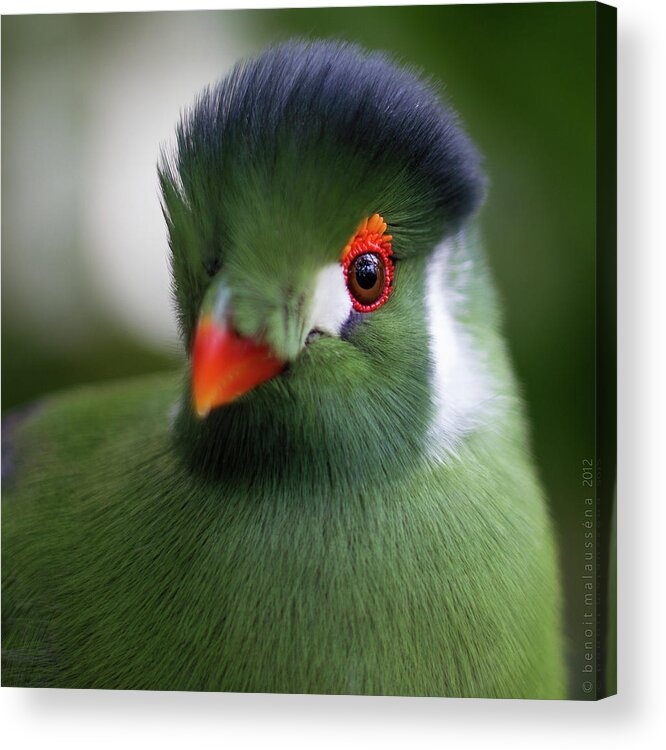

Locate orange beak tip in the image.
[194,402,211,420]
[191,319,285,417]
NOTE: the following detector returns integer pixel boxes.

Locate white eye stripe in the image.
[308,263,352,337]
[425,234,494,462]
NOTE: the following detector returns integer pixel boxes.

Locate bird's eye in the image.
[348,253,385,307]
[341,214,394,313]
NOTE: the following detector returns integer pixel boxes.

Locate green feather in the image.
[3,361,563,695]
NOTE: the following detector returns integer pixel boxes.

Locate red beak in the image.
[192,315,285,418]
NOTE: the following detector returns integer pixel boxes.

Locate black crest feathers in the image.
[162,40,484,231]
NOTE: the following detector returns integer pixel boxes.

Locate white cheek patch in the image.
[308,262,353,337]
[425,236,493,461]
[307,246,492,462]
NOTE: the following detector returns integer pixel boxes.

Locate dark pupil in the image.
[354,255,379,289]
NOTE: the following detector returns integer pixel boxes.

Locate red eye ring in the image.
[341,214,394,313]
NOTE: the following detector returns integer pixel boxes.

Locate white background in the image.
[1,0,664,747]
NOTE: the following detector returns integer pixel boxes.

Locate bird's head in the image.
[160,41,485,486]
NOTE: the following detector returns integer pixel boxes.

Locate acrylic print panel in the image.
[1,2,616,700]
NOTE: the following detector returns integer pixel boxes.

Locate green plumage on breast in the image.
[3,367,563,696]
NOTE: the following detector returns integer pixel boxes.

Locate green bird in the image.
[2,41,565,697]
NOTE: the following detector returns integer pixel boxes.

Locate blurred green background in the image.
[2,5,598,698]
